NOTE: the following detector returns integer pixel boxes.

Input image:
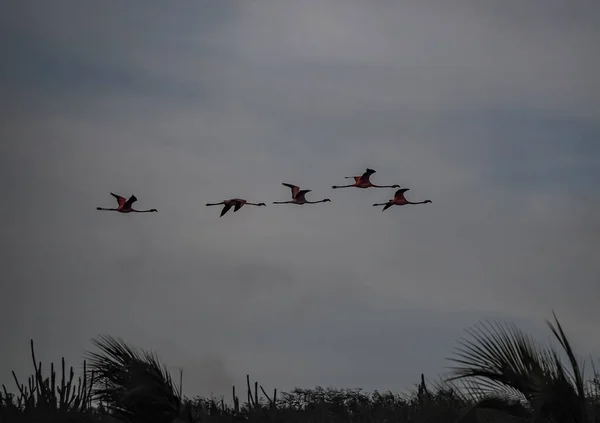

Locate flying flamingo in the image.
[206,198,266,217]
[96,193,158,213]
[332,168,401,189]
[373,188,432,211]
[272,183,331,205]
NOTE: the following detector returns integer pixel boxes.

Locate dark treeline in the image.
[2,313,600,423]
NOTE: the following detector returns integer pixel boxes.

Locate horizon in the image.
[2,0,599,398]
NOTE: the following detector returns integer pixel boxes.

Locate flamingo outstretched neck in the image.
[272,199,331,205]
[96,193,158,213]
[332,168,401,189]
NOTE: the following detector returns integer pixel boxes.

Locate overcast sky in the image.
[1,0,599,399]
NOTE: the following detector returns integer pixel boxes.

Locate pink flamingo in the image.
[96,193,158,213]
[373,188,432,211]
[332,168,401,189]
[273,183,331,205]
[206,198,266,217]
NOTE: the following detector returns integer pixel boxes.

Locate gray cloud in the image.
[1,0,599,398]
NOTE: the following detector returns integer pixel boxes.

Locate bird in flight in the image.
[273,183,331,205]
[206,198,266,217]
[96,193,158,213]
[373,188,432,211]
[332,168,401,189]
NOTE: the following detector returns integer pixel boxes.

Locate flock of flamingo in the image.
[96,168,432,217]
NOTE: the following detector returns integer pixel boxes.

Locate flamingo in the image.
[373,188,432,211]
[272,183,331,205]
[332,168,401,189]
[206,198,266,217]
[96,193,158,213]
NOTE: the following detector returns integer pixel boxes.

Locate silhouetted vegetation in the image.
[2,313,599,422]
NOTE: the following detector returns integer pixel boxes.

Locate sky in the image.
[1,0,599,399]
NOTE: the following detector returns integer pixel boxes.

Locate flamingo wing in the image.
[394,189,409,203]
[124,195,138,208]
[296,190,311,201]
[110,193,127,207]
[359,168,375,183]
[232,199,246,212]
[220,204,233,217]
[282,183,300,199]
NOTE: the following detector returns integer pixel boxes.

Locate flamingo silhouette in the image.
[96,193,158,213]
[332,168,401,189]
[373,188,432,211]
[273,183,331,205]
[206,198,266,217]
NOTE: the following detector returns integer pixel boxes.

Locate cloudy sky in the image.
[1,0,599,399]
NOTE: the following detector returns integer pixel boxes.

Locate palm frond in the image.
[446,316,587,423]
[447,320,554,400]
[546,312,586,399]
[85,335,181,423]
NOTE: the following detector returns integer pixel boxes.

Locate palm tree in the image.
[446,312,588,423]
[85,335,181,423]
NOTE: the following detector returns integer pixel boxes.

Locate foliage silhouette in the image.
[85,335,181,423]
[3,313,600,423]
[447,312,589,422]
[0,340,95,423]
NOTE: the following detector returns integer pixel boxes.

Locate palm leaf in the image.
[86,335,181,423]
[446,315,587,423]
